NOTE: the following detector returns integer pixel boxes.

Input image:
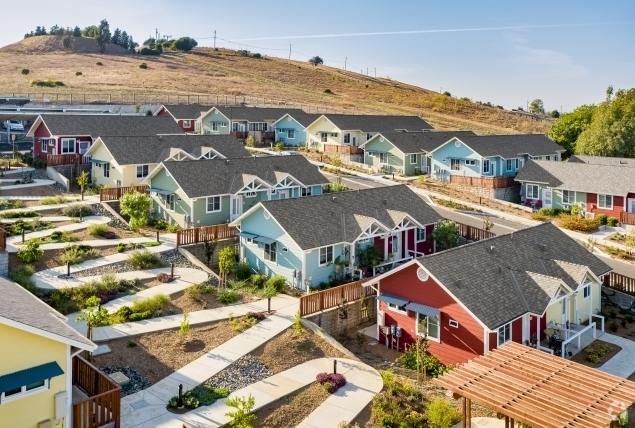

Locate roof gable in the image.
[447,134,565,159]
[31,114,184,138]
[157,104,214,120]
[362,130,478,153]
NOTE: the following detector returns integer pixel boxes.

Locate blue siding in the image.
[304,243,345,288]
[274,116,307,146]
[431,138,481,181]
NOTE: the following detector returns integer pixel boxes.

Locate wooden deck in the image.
[47,154,91,166]
[72,356,121,428]
[323,144,364,155]
[603,271,635,296]
[99,185,149,202]
[176,224,238,247]
[299,280,376,317]
[450,175,516,189]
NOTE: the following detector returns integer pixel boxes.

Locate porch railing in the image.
[620,211,635,226]
[300,280,376,317]
[603,272,635,296]
[72,356,121,428]
[457,222,496,242]
[323,144,364,155]
[176,224,238,247]
[47,154,91,166]
[0,225,6,251]
[99,185,149,202]
[449,175,516,189]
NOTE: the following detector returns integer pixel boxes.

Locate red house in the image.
[364,223,611,366]
[155,104,213,133]
[27,114,184,165]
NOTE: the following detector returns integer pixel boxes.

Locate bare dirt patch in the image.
[2,186,68,197]
[253,382,330,428]
[569,339,622,368]
[93,321,239,385]
[164,289,225,315]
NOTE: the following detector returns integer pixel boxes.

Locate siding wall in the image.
[306,118,341,150]
[150,168,191,227]
[192,195,231,226]
[200,110,231,135]
[431,139,481,181]
[122,164,158,187]
[89,143,124,187]
[363,138,405,173]
[274,117,307,146]
[587,193,625,217]
[32,122,52,161]
[0,324,68,428]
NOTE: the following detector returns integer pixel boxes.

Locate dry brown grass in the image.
[0,37,551,134]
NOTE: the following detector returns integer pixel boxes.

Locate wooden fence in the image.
[323,144,364,155]
[0,227,6,251]
[47,154,91,167]
[603,272,635,296]
[620,211,635,226]
[450,175,516,189]
[299,280,376,317]
[99,185,149,202]
[457,222,496,242]
[176,224,238,247]
[72,356,120,428]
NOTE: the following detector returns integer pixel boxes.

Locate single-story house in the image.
[360,130,476,175]
[364,222,610,366]
[270,112,320,146]
[229,185,441,289]
[568,155,635,167]
[429,134,565,182]
[142,155,329,227]
[514,159,635,219]
[305,114,433,152]
[27,114,184,163]
[85,134,251,187]
[0,277,98,427]
[155,104,214,133]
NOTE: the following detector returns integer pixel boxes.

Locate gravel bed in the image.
[99,366,151,397]
[204,355,272,392]
[90,203,131,229]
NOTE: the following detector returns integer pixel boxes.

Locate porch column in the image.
[404,229,408,259]
[384,234,389,260]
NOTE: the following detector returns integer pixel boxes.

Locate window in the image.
[166,194,175,211]
[1,379,49,402]
[183,120,191,128]
[287,129,295,139]
[598,194,613,209]
[416,228,426,242]
[103,163,110,178]
[206,196,221,213]
[318,246,333,266]
[526,184,539,199]
[483,159,491,174]
[41,139,49,153]
[562,190,574,205]
[321,133,328,143]
[79,141,90,154]
[506,159,513,171]
[264,242,277,263]
[232,122,239,132]
[410,154,417,165]
[61,138,75,154]
[136,165,149,178]
[367,133,373,141]
[387,302,407,314]
[344,133,350,144]
[545,155,551,161]
[515,159,520,169]
[583,284,591,299]
[379,152,388,164]
[301,187,312,197]
[498,322,511,346]
[464,159,475,166]
[212,122,219,131]
[554,155,559,161]
[450,159,460,171]
[416,313,440,341]
[330,133,338,138]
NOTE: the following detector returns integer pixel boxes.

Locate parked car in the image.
[1,121,25,131]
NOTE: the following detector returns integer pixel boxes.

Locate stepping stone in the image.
[129,399,150,410]
[92,344,111,356]
[108,371,130,386]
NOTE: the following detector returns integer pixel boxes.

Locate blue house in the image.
[270,112,319,146]
[428,134,565,182]
[230,185,440,290]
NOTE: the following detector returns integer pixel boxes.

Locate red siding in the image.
[57,136,93,156]
[156,107,171,117]
[488,332,497,352]
[178,119,195,133]
[586,193,625,218]
[379,264,485,366]
[512,317,523,344]
[33,122,52,160]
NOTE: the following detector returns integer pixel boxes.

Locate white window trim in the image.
[410,153,417,165]
[482,159,491,174]
[166,194,175,212]
[0,379,49,403]
[103,163,110,178]
[416,228,426,243]
[449,319,459,328]
[41,139,48,153]
[264,241,277,263]
[526,184,540,200]
[136,165,149,178]
[61,138,76,154]
[497,322,511,346]
[450,159,461,171]
[598,194,614,210]
[506,159,513,172]
[206,196,222,213]
[387,302,407,315]
[378,152,388,164]
[416,312,440,342]
[183,120,191,128]
[318,245,334,267]
[464,159,475,166]
[583,284,591,299]
[302,187,312,197]
[562,189,575,205]
[287,129,295,139]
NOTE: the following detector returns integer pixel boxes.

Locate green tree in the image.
[576,87,635,158]
[225,394,256,428]
[120,190,152,231]
[94,19,111,53]
[76,296,109,346]
[547,104,596,156]
[308,56,324,66]
[128,36,138,51]
[73,26,81,37]
[62,30,74,51]
[82,26,98,38]
[218,247,235,286]
[431,220,460,251]
[110,28,121,46]
[173,37,198,51]
[77,171,89,201]
[120,31,129,49]
[548,109,560,118]
[49,25,64,36]
[529,99,545,114]
[143,37,156,49]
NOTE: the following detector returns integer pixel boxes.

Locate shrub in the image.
[292,312,304,336]
[172,36,198,51]
[87,224,109,237]
[116,242,126,253]
[250,272,267,288]
[626,314,634,323]
[21,68,30,75]
[426,398,461,428]
[609,321,618,332]
[127,250,165,269]
[322,381,337,393]
[9,265,36,293]
[166,224,179,233]
[139,62,149,69]
[127,340,137,348]
[224,394,256,427]
[129,311,153,322]
[167,385,229,410]
[96,62,103,66]
[400,344,451,378]
[607,217,618,227]
[49,230,77,242]
[323,88,333,94]
[138,48,158,56]
[246,311,266,321]
[185,284,202,300]
[235,262,252,281]
[115,306,133,322]
[149,218,169,230]
[156,272,173,283]
[62,205,93,217]
[103,231,116,239]
[75,71,82,76]
[0,210,41,219]
[41,195,70,205]
[556,214,600,232]
[131,294,170,315]
[596,214,608,225]
[61,244,99,265]
[180,312,190,337]
[264,275,286,293]
[229,313,258,332]
[17,240,44,264]
[217,289,241,304]
[274,142,284,151]
[120,191,152,230]
[244,135,256,147]
[30,79,65,87]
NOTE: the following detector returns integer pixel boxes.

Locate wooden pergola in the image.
[434,342,635,428]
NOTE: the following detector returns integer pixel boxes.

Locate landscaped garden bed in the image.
[252,383,330,428]
[9,244,119,273]
[599,306,635,339]
[569,340,621,368]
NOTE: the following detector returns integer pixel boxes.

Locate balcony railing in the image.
[47,154,91,166]
[72,356,121,428]
[620,211,635,226]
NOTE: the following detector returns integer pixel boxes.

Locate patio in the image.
[538,321,603,358]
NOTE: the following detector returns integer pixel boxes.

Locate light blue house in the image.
[270,112,319,146]
[230,185,440,290]
[429,134,565,182]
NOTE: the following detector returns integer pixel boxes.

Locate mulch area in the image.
[164,290,225,315]
[253,382,330,428]
[569,339,622,369]
[601,312,635,340]
[251,327,349,375]
[93,320,240,385]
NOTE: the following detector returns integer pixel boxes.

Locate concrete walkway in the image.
[17,236,156,252]
[0,179,56,190]
[1,215,72,223]
[598,333,635,378]
[452,418,505,428]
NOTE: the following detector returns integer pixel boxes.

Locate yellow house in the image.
[0,277,97,428]
[85,134,251,187]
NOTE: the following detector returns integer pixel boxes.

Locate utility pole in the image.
[289,44,291,61]
[344,57,347,70]
[366,67,368,75]
[155,28,158,41]
[374,67,376,78]
[213,30,216,49]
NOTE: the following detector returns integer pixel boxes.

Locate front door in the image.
[543,189,552,208]
[231,195,242,221]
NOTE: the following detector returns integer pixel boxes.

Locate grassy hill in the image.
[0,36,551,134]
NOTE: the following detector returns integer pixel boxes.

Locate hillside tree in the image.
[82,25,98,37]
[120,31,129,49]
[62,29,74,51]
[49,25,64,36]
[529,99,545,114]
[94,19,111,53]
[73,26,81,37]
[143,37,156,49]
[548,110,560,118]
[547,104,596,156]
[128,36,138,51]
[309,56,324,66]
[173,37,198,51]
[111,28,121,46]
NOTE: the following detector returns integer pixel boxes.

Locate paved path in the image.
[17,236,156,252]
[0,179,56,190]
[0,195,99,210]
[1,215,71,223]
[598,333,635,378]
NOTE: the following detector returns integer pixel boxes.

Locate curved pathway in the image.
[0,178,56,190]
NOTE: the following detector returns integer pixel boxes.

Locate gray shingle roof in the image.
[161,155,330,198]
[259,185,441,250]
[324,114,433,132]
[454,134,564,158]
[514,159,635,195]
[279,112,321,127]
[215,107,306,122]
[38,114,184,138]
[159,105,213,120]
[569,155,635,167]
[98,135,250,165]
[415,222,611,329]
[369,131,477,154]
[0,277,96,349]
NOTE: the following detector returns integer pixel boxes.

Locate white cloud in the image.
[512,45,587,78]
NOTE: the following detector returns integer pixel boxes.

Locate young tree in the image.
[172,37,198,51]
[218,247,235,287]
[110,28,121,46]
[625,228,635,256]
[431,220,460,251]
[529,99,545,114]
[76,171,89,201]
[76,296,109,353]
[204,238,218,267]
[120,190,153,231]
[73,26,81,37]
[308,56,324,66]
[94,19,111,53]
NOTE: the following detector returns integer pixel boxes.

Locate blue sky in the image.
[4,0,634,111]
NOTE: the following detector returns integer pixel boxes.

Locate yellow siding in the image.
[305,118,341,150]
[545,299,564,326]
[122,164,159,187]
[0,324,67,428]
[90,143,124,187]
[574,281,602,324]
